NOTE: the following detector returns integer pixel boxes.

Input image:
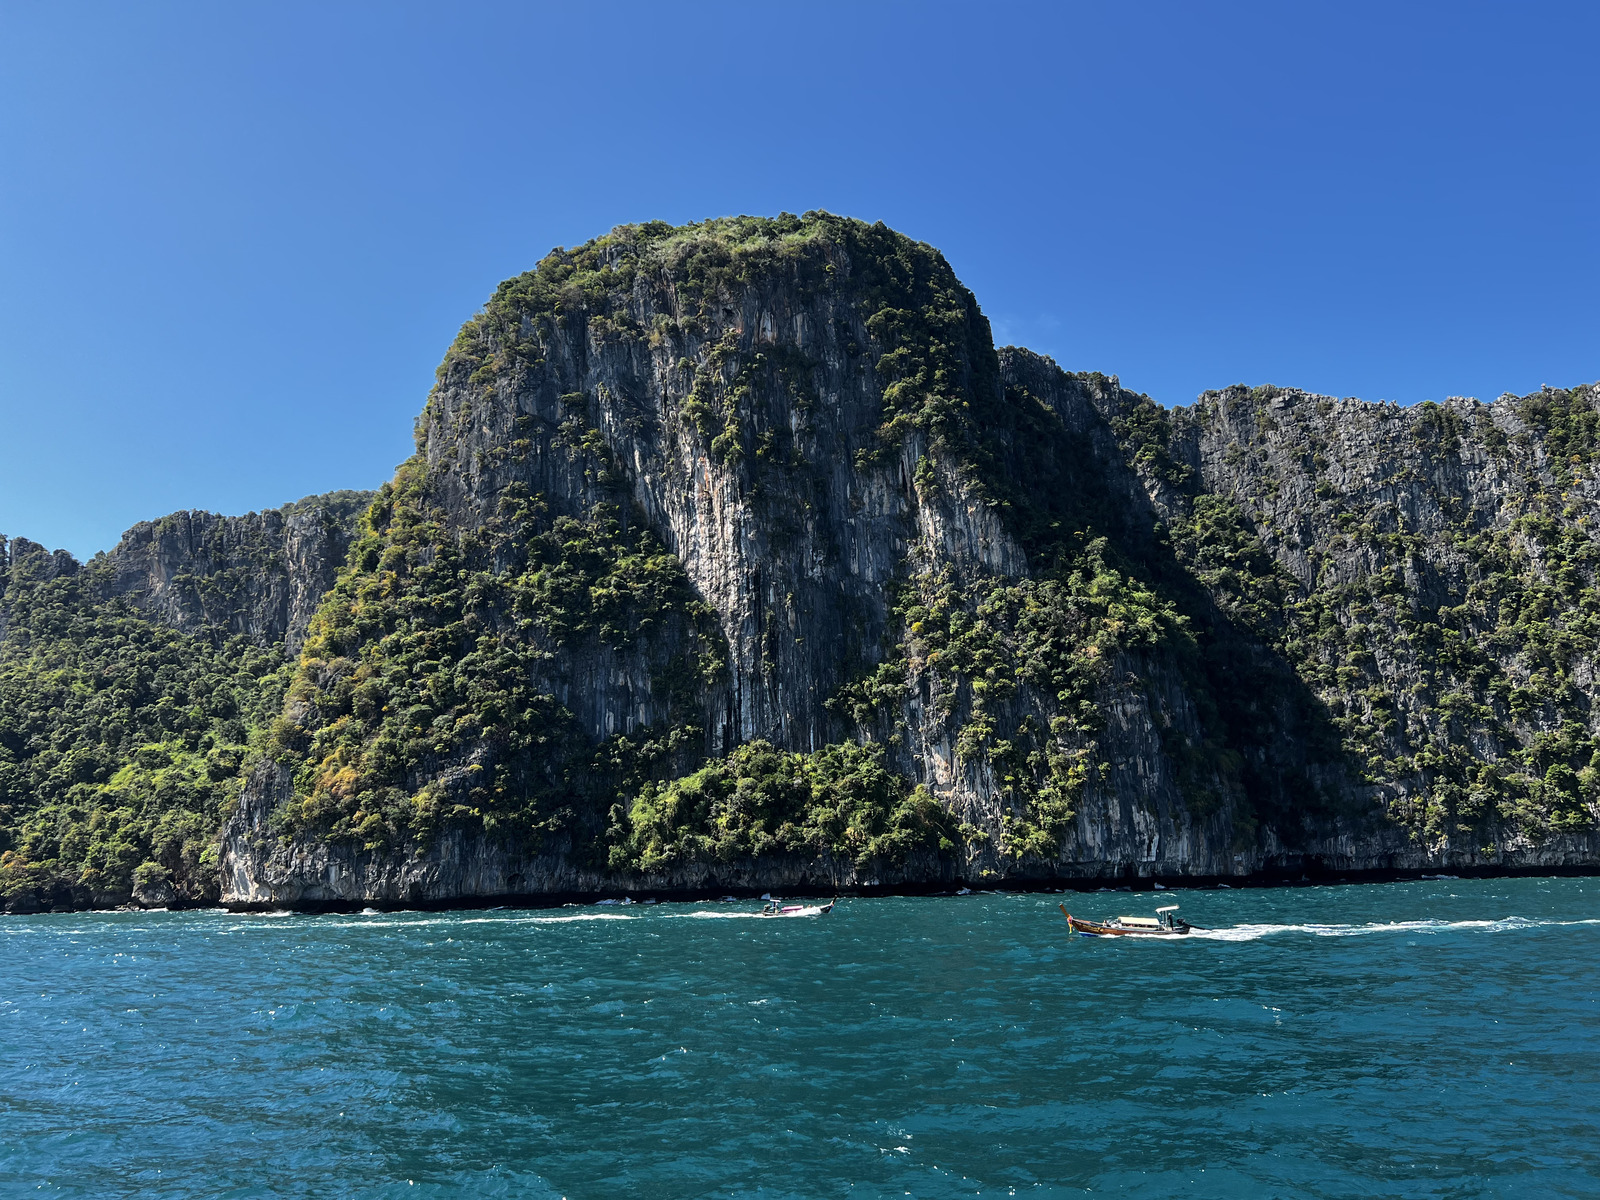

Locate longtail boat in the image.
[758,898,837,917]
[1059,903,1198,937]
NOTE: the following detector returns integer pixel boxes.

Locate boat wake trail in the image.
[1194,916,1600,942]
[677,911,766,920]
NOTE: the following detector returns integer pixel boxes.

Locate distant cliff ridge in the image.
[101,490,373,654]
[3,212,1597,914]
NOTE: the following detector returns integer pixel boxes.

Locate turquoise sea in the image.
[3,878,1599,1198]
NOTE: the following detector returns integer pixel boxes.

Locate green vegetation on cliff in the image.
[443,211,1014,494]
[270,461,723,852]
[1152,383,1600,848]
[606,739,958,871]
[831,545,1190,858]
[0,545,286,905]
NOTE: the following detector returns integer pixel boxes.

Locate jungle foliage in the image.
[0,543,287,905]
[606,739,958,872]
[270,462,723,854]
[1153,383,1600,846]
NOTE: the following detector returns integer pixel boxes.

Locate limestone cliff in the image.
[1160,383,1600,855]
[217,214,1600,909]
[100,490,373,654]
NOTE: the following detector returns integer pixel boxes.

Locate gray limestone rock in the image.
[99,490,373,654]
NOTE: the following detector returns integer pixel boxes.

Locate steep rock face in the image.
[217,215,1600,909]
[416,228,1020,757]
[100,490,373,654]
[1141,383,1600,853]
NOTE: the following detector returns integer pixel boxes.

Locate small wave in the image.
[223,911,647,932]
[674,910,765,920]
[452,912,642,925]
[1194,916,1600,942]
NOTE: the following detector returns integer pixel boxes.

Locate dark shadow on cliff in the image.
[990,348,1375,853]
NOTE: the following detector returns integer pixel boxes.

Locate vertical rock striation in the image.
[99,490,373,654]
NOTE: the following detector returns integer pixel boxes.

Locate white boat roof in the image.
[1117,916,1161,926]
[1155,905,1179,912]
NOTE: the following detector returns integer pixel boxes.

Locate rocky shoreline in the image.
[8,856,1600,916]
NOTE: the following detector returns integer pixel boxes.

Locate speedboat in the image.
[758,898,837,917]
[1060,903,1197,937]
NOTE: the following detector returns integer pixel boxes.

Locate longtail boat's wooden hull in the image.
[1059,904,1191,937]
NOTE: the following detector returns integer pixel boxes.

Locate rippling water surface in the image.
[4,878,1600,1197]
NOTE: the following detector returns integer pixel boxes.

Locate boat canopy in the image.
[1117,916,1161,927]
[1156,905,1179,913]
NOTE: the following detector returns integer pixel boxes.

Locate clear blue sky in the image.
[2,1,1596,558]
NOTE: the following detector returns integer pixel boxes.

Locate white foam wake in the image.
[1193,916,1600,942]
[223,907,790,931]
